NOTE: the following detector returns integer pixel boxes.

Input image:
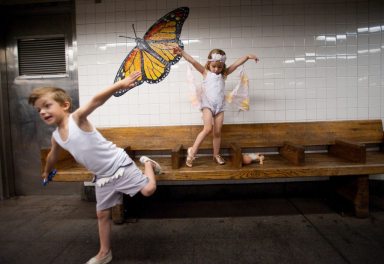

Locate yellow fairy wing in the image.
[240,98,250,111]
[225,67,250,111]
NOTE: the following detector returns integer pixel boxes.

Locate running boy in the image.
[28,71,161,264]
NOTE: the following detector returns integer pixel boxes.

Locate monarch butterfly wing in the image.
[140,47,170,84]
[113,47,145,97]
[144,7,189,65]
[139,38,183,85]
[145,7,189,42]
[114,7,189,95]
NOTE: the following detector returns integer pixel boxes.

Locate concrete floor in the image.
[0,189,384,264]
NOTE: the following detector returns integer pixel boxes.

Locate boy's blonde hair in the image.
[205,48,228,76]
[28,87,72,111]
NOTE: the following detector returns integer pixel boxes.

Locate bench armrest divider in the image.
[279,142,305,166]
[171,144,183,169]
[229,143,242,168]
[329,139,366,163]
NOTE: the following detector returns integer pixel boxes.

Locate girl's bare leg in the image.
[189,108,214,156]
[212,112,224,157]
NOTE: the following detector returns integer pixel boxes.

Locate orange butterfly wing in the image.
[114,7,189,97]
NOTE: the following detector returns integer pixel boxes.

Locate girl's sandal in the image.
[186,147,195,167]
[213,154,225,165]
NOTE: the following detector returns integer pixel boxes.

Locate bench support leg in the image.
[331,175,369,218]
[111,204,125,224]
[353,175,369,218]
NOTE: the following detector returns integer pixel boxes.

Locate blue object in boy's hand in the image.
[42,169,57,186]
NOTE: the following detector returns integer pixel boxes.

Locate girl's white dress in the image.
[200,71,226,116]
[187,65,250,113]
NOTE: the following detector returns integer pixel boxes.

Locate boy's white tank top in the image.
[52,114,132,178]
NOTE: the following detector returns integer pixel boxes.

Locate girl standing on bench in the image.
[173,46,259,167]
[28,71,161,264]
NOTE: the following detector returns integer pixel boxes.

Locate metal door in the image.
[2,2,80,195]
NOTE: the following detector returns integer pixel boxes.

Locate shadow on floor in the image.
[123,181,363,219]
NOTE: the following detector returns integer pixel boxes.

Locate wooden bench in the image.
[41,119,384,222]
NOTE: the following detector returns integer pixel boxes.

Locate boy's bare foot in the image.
[85,250,112,264]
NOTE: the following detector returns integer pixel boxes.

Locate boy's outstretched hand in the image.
[118,71,142,89]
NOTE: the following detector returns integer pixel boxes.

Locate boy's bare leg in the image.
[96,209,111,258]
[140,162,157,197]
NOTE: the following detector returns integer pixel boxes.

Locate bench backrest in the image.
[99,119,383,150]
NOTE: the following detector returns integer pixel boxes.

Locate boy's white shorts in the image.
[95,163,149,211]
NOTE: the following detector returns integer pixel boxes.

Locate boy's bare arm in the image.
[73,71,141,122]
[227,54,259,75]
[173,47,205,74]
[42,137,62,180]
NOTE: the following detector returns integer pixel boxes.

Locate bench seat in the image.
[49,151,384,182]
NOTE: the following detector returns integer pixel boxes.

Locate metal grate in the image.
[17,37,66,76]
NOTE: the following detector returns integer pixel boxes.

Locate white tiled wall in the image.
[75,0,383,128]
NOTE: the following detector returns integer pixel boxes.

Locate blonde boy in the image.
[29,71,160,264]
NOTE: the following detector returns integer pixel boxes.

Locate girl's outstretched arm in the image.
[173,47,205,74]
[73,71,141,124]
[227,54,259,75]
